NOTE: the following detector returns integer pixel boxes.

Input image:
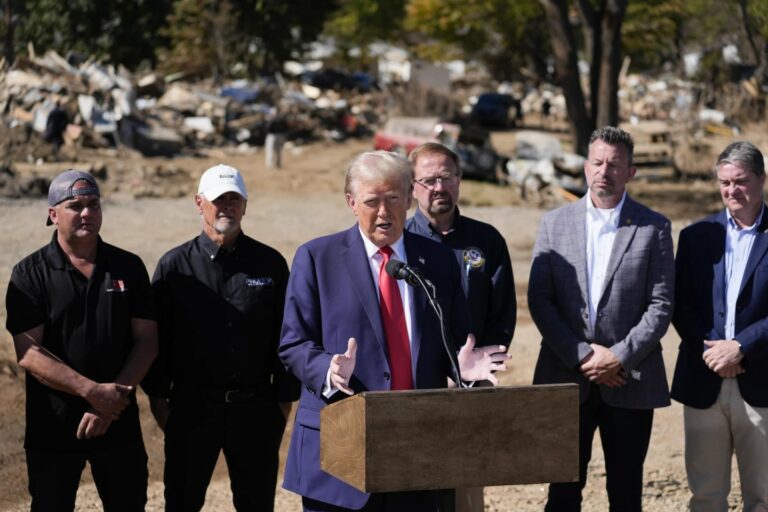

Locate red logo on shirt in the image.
[107,279,126,292]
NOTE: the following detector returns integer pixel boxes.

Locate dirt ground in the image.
[0,131,747,511]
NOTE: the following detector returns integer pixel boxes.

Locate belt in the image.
[172,384,269,403]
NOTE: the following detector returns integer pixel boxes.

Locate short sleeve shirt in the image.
[5,233,155,451]
[145,231,299,403]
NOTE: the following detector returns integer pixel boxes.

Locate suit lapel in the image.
[342,226,387,353]
[571,198,590,306]
[713,211,728,306]
[738,205,768,297]
[404,232,427,370]
[600,196,639,301]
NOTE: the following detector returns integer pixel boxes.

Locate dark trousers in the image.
[164,394,287,511]
[303,490,441,512]
[545,384,654,512]
[26,443,148,512]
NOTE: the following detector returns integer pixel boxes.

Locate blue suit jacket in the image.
[278,226,468,509]
[671,209,768,408]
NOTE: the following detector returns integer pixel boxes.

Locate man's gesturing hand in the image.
[457,334,510,385]
[330,337,357,395]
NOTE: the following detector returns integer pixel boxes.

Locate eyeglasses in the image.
[415,174,458,189]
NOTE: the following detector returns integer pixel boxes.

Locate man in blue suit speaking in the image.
[278,151,509,512]
[672,141,768,510]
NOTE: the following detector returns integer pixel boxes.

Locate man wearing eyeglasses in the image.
[405,142,516,512]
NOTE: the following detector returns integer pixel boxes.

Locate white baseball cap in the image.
[197,164,248,201]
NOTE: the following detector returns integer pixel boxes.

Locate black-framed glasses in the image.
[415,174,458,189]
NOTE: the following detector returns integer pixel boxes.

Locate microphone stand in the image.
[406,269,466,389]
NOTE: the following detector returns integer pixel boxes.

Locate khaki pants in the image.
[684,379,768,512]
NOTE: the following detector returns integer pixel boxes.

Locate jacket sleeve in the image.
[671,227,711,354]
[271,259,301,402]
[609,220,675,372]
[482,233,516,348]
[278,244,333,398]
[528,215,593,369]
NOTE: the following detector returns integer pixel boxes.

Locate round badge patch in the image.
[463,247,485,269]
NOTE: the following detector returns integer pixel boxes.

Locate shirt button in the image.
[227,322,233,327]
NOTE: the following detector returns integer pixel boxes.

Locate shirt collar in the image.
[412,207,459,238]
[198,230,242,260]
[44,231,103,270]
[358,226,406,262]
[586,192,626,226]
[726,204,764,232]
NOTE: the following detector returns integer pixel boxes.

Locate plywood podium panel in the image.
[320,383,578,493]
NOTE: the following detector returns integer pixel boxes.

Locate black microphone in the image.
[384,259,423,288]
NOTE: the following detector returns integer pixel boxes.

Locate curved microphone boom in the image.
[384,258,465,387]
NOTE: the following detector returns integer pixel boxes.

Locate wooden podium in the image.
[320,384,578,493]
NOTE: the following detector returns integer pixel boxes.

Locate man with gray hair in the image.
[5,170,158,510]
[672,141,768,510]
[145,164,299,511]
[528,126,674,511]
[278,150,509,511]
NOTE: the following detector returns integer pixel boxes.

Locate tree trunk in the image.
[595,0,627,128]
[576,0,599,126]
[3,0,14,66]
[539,0,592,156]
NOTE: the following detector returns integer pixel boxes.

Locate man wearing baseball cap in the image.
[144,164,299,511]
[5,170,158,510]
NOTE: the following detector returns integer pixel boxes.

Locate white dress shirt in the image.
[324,230,415,396]
[586,193,626,330]
[724,207,763,340]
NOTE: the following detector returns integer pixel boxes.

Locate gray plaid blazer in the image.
[528,195,674,409]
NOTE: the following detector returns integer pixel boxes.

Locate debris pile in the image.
[0,50,388,198]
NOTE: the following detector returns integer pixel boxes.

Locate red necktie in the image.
[378,246,414,390]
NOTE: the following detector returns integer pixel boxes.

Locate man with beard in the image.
[528,126,674,511]
[5,170,158,510]
[405,142,516,512]
[145,164,299,511]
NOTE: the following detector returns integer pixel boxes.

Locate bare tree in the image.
[539,0,628,155]
[3,0,14,66]
[737,0,766,78]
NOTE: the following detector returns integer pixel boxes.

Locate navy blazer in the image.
[278,226,468,509]
[672,208,768,408]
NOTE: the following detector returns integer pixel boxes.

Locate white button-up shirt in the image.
[359,230,414,343]
[586,193,626,330]
[724,207,763,339]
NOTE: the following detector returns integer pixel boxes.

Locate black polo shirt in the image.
[5,233,155,452]
[145,231,299,402]
[406,208,516,347]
